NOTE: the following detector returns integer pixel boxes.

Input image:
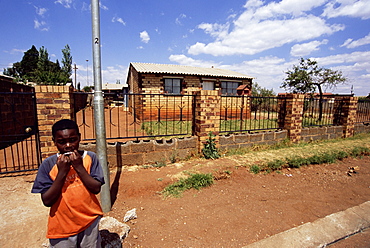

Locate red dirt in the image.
[1,155,369,247]
[107,156,370,247]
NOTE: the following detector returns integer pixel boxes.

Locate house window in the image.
[164,78,181,94]
[221,81,240,95]
[202,81,215,90]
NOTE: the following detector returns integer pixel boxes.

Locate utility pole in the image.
[91,0,111,212]
[73,63,78,89]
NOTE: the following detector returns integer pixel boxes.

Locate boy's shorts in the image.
[49,216,101,248]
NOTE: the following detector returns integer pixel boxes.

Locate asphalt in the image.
[243,201,370,248]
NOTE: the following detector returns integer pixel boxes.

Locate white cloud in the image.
[170,50,370,95]
[290,39,328,57]
[188,0,344,56]
[102,65,128,84]
[322,0,370,20]
[341,32,370,48]
[99,2,109,11]
[34,6,47,17]
[176,14,187,25]
[140,31,150,43]
[75,64,128,88]
[54,0,72,8]
[112,17,126,26]
[169,54,219,68]
[4,48,25,55]
[34,19,49,31]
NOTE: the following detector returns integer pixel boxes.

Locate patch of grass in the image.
[141,120,192,137]
[286,156,310,168]
[266,159,285,170]
[250,165,261,174]
[153,160,167,168]
[350,146,370,157]
[162,173,214,198]
[249,145,370,174]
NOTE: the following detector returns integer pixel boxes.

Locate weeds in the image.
[250,145,370,174]
[161,173,214,198]
[153,159,167,168]
[250,165,261,174]
[202,132,220,159]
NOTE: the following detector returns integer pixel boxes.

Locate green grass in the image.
[251,145,370,174]
[141,120,192,137]
[302,116,334,127]
[161,173,214,198]
[220,118,278,132]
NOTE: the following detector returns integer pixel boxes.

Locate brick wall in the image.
[35,85,74,159]
[30,88,369,167]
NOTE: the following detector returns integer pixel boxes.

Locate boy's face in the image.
[53,128,81,154]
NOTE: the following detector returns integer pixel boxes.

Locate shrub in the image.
[202,132,220,159]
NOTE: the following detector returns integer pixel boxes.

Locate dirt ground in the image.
[1,154,369,248]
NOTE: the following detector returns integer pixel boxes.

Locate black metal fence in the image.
[356,99,370,123]
[302,96,344,127]
[74,93,195,142]
[0,92,41,174]
[220,95,284,134]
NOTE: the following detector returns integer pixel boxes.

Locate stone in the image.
[99,216,131,248]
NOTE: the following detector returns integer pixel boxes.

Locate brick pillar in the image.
[194,90,221,153]
[35,85,74,159]
[333,96,358,138]
[281,94,304,143]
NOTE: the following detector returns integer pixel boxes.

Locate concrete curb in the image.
[244,201,370,248]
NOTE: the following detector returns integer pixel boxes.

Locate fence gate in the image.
[0,91,41,174]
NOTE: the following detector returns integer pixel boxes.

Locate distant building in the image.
[126,62,254,96]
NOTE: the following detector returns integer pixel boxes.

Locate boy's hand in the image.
[56,154,72,175]
[69,150,84,171]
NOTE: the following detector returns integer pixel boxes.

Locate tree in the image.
[20,45,39,80]
[61,44,72,78]
[252,82,275,97]
[4,44,72,85]
[281,58,347,121]
[251,82,276,112]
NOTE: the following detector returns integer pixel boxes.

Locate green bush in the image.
[202,132,220,159]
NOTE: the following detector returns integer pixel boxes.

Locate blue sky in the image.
[1,0,370,95]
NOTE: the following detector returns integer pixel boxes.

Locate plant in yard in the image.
[250,165,261,174]
[153,159,167,168]
[161,173,214,198]
[169,151,178,163]
[266,159,285,170]
[202,132,220,159]
[350,146,370,157]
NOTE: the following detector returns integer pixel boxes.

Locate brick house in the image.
[127,62,253,95]
[126,63,254,121]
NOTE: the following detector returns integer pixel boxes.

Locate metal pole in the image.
[90,0,111,212]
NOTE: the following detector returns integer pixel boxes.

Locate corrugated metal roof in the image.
[131,62,253,79]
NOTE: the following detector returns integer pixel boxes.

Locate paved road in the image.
[327,228,370,248]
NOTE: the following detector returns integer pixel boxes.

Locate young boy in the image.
[32,119,105,248]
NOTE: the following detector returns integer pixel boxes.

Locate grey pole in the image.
[90,0,111,212]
